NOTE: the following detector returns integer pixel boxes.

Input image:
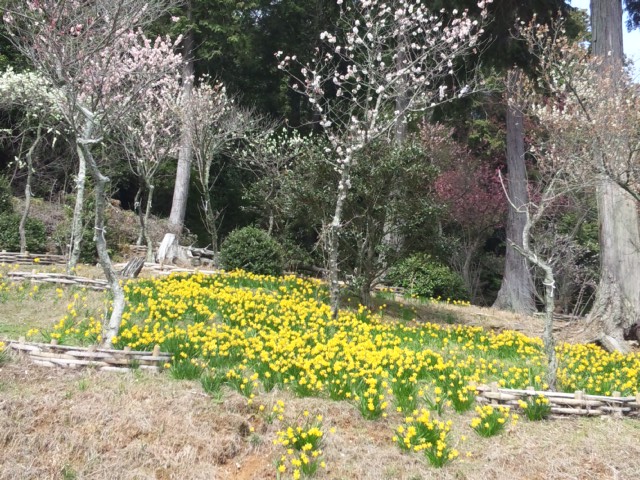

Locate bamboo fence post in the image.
[612,391,622,418]
[490,382,499,405]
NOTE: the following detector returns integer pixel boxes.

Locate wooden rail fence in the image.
[7,339,171,373]
[6,271,109,290]
[475,383,640,417]
[0,252,66,265]
[4,340,639,416]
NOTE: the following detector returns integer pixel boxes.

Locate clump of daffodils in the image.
[0,340,6,364]
[259,399,285,424]
[353,376,389,419]
[470,405,517,437]
[518,394,552,421]
[393,409,458,467]
[274,411,328,479]
[422,385,447,415]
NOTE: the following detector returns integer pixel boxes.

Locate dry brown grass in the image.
[2,354,640,480]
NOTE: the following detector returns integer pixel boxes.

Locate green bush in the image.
[386,253,469,301]
[0,213,47,252]
[0,176,13,215]
[220,226,284,276]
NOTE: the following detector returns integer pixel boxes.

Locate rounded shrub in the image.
[386,253,469,301]
[0,213,47,252]
[220,226,284,276]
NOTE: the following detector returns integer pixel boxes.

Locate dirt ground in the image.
[1,356,640,480]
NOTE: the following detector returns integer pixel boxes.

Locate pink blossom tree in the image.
[3,0,182,344]
[277,0,491,317]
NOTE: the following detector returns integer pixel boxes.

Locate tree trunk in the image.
[586,0,640,351]
[505,173,558,390]
[379,40,409,258]
[590,0,623,61]
[461,237,482,302]
[360,280,372,309]
[493,70,536,315]
[78,118,125,346]
[168,23,195,235]
[202,191,220,267]
[267,211,274,236]
[328,163,351,320]
[134,185,144,246]
[67,140,87,274]
[143,182,155,262]
[19,125,42,254]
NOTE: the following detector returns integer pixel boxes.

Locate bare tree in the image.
[3,0,183,345]
[498,168,571,390]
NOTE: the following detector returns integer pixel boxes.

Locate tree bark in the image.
[67,139,87,274]
[78,117,125,346]
[380,39,410,258]
[168,24,195,235]
[143,182,155,262]
[461,237,482,302]
[493,70,536,315]
[19,125,42,254]
[202,191,220,267]
[586,0,640,351]
[328,163,351,320]
[134,186,144,246]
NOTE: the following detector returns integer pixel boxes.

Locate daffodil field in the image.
[12,270,640,472]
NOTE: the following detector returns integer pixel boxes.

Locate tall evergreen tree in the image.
[440,0,571,313]
[585,0,640,352]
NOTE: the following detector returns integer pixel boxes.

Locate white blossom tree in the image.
[117,73,182,262]
[187,80,266,263]
[3,0,182,345]
[523,17,640,351]
[0,68,65,253]
[239,129,309,236]
[277,0,491,317]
